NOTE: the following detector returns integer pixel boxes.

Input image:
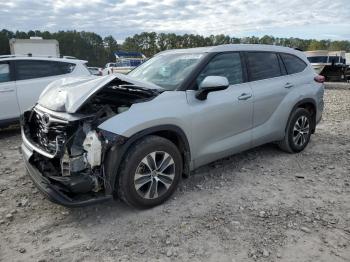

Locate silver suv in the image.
[21,44,324,208]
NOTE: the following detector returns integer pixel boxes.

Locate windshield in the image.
[128,53,204,90]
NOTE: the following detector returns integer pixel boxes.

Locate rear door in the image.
[14,59,76,112]
[279,53,309,89]
[187,52,253,167]
[244,51,291,146]
[0,60,20,122]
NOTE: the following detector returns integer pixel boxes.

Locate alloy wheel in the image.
[292,115,310,147]
[134,151,175,199]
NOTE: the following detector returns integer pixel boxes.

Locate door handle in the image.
[284,83,293,89]
[238,93,252,100]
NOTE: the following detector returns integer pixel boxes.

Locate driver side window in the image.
[196,53,243,88]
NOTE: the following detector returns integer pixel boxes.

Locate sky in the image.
[1,0,350,42]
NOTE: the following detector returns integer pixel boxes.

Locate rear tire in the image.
[278,108,312,153]
[117,135,182,208]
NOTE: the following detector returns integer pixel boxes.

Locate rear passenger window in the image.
[53,61,76,75]
[15,60,75,81]
[0,62,10,83]
[246,52,282,81]
[197,53,243,86]
[280,53,307,74]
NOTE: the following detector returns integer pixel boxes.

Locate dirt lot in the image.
[0,89,349,262]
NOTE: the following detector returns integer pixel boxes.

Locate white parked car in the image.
[0,55,91,127]
[102,63,122,75]
[88,66,103,76]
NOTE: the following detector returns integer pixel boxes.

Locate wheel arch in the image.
[104,124,191,195]
[287,98,317,133]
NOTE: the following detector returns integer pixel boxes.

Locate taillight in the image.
[314,75,325,83]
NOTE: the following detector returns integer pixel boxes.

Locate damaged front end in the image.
[21,75,161,206]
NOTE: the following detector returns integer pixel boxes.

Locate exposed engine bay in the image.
[22,77,161,202]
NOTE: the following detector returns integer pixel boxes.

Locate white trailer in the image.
[346,53,350,65]
[9,37,60,57]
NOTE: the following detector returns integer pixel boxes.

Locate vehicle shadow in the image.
[66,142,283,222]
[0,125,21,139]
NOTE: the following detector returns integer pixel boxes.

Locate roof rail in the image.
[0,54,86,62]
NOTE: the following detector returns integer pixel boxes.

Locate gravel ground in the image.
[323,82,350,90]
[0,89,349,262]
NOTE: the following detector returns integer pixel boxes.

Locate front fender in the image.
[98,91,193,193]
[98,91,191,139]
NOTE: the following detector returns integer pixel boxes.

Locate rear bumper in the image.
[316,100,324,125]
[315,85,325,125]
[21,142,112,207]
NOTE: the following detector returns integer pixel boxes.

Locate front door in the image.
[0,61,19,122]
[186,52,253,168]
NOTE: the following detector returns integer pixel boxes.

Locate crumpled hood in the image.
[38,73,162,113]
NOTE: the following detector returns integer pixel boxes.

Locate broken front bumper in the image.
[21,141,112,207]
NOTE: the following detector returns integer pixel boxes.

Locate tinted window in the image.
[307,56,327,63]
[0,62,10,83]
[280,53,307,74]
[246,52,282,81]
[328,56,340,63]
[197,53,243,86]
[15,60,76,80]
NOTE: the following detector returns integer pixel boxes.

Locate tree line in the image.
[1,29,350,67]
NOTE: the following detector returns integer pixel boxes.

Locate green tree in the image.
[307,40,327,51]
[1,29,350,65]
[104,35,119,62]
[329,41,350,51]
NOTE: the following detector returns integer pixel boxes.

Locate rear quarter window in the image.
[280,53,307,74]
[53,61,76,75]
[246,52,282,81]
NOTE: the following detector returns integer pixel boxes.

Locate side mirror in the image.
[195,76,229,100]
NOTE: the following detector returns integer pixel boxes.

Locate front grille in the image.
[24,109,69,156]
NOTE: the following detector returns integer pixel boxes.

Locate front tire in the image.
[279,108,312,153]
[117,136,182,208]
